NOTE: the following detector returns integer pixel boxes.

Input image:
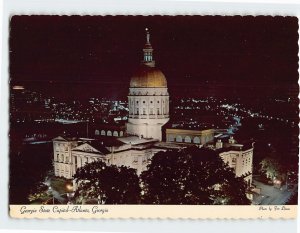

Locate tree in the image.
[10,143,53,204]
[73,161,140,204]
[259,157,284,181]
[140,147,250,205]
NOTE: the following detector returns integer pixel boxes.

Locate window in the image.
[168,134,175,142]
[150,108,153,115]
[143,108,146,115]
[176,135,183,142]
[184,136,191,143]
[157,108,160,115]
[136,101,139,104]
[157,101,160,103]
[150,101,153,104]
[143,101,145,104]
[113,131,119,137]
[136,108,139,115]
[193,137,200,144]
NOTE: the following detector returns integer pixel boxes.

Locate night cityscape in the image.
[9,15,298,205]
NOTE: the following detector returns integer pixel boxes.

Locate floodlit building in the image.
[166,128,214,145]
[53,29,253,188]
[53,136,79,179]
[216,137,254,187]
[126,28,170,141]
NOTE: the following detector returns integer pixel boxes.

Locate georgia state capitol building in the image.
[53,29,253,188]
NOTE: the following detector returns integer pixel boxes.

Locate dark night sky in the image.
[10,15,299,86]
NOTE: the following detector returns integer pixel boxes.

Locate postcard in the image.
[8,15,298,219]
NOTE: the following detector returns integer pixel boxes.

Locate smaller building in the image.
[166,128,214,145]
[215,136,254,187]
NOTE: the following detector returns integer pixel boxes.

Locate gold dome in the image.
[130,65,167,88]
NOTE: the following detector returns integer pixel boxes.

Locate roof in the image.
[130,65,167,88]
[52,136,78,142]
[76,136,125,147]
[166,128,214,135]
[118,136,158,145]
[217,143,253,153]
[90,136,125,147]
[154,142,194,150]
[87,140,110,154]
[72,140,110,155]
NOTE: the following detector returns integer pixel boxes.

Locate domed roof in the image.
[130,65,167,88]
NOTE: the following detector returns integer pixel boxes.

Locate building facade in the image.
[53,136,79,179]
[53,136,165,177]
[166,128,214,145]
[217,138,254,187]
[219,148,253,187]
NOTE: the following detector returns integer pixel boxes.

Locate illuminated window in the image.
[176,135,183,142]
[113,131,119,137]
[193,137,200,144]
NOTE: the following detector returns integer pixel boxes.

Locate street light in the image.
[48,187,55,205]
[66,183,75,204]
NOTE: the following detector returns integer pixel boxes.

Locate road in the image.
[252,180,297,205]
[44,177,66,203]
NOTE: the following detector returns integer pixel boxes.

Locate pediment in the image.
[72,143,103,154]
